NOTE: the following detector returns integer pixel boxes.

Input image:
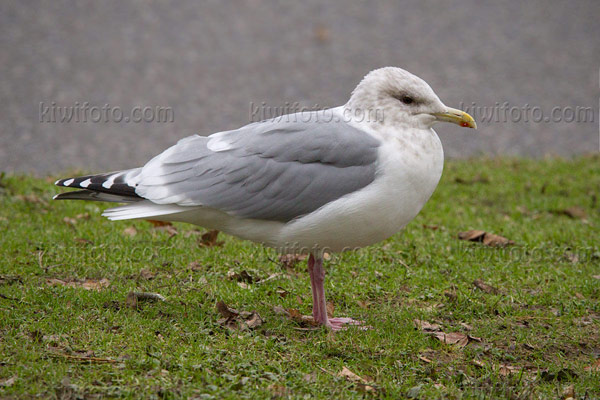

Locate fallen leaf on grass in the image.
[273,306,319,328]
[138,269,156,280]
[326,301,334,318]
[430,331,481,348]
[562,384,575,400]
[552,206,587,219]
[413,319,441,332]
[356,300,372,309]
[122,226,138,237]
[126,291,165,309]
[337,366,375,392]
[46,278,110,291]
[63,216,77,226]
[458,230,515,247]
[216,301,264,330]
[278,254,307,272]
[74,237,93,245]
[473,279,500,294]
[0,376,16,387]
[498,364,523,376]
[150,222,178,237]
[227,269,256,283]
[584,359,600,372]
[16,194,48,205]
[593,275,600,280]
[199,230,223,247]
[187,261,206,271]
[268,383,289,398]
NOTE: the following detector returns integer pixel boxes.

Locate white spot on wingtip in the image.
[54,179,60,185]
[63,178,74,186]
[80,178,92,188]
[52,194,59,200]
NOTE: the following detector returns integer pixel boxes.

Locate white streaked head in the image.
[345,67,476,130]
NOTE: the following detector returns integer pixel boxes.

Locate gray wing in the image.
[130,110,381,222]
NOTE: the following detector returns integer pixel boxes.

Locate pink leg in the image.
[307,254,363,331]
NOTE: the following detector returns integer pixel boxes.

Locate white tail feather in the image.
[102,200,191,221]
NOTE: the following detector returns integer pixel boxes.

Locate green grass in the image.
[0,156,599,399]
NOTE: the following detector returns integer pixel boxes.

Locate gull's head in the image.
[346,67,476,130]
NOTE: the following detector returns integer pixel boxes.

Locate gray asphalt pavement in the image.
[1,0,598,174]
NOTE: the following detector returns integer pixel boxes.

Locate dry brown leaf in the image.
[268,383,289,398]
[126,291,165,309]
[584,359,600,372]
[0,375,16,387]
[227,269,255,283]
[418,355,432,363]
[356,300,371,309]
[473,279,500,294]
[562,384,575,400]
[123,226,137,237]
[413,319,442,332]
[326,301,335,318]
[593,275,600,280]
[216,301,263,330]
[74,237,93,245]
[471,359,486,368]
[16,194,48,205]
[199,230,223,247]
[278,254,307,271]
[460,322,473,331]
[458,230,515,247]
[139,269,156,280]
[152,224,178,237]
[63,216,77,226]
[432,331,469,347]
[245,312,264,329]
[216,301,239,319]
[555,206,587,219]
[46,278,109,291]
[286,308,318,327]
[498,364,522,376]
[75,212,90,220]
[444,289,457,301]
[337,366,375,392]
[188,261,205,271]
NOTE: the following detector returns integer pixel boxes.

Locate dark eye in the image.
[400,95,414,105]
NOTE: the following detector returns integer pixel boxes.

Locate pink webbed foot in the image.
[327,317,367,331]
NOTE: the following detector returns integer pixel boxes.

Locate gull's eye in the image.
[393,93,415,105]
[400,95,414,105]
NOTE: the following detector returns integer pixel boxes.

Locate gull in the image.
[54,67,476,330]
